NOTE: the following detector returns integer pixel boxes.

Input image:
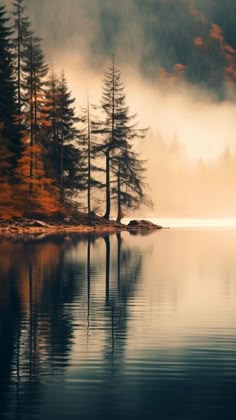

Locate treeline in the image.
[0,0,151,221]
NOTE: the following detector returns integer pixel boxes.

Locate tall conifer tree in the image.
[0,4,20,166]
[80,99,104,213]
[97,58,150,220]
[12,0,31,118]
[22,34,48,188]
[44,71,86,203]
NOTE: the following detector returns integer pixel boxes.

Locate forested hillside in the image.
[0,1,149,221]
[1,0,236,221]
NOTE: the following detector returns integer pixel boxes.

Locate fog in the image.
[5,0,236,217]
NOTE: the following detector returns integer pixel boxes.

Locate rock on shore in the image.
[127,220,163,231]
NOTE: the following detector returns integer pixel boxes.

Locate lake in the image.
[1,228,236,419]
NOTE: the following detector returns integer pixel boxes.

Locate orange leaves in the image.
[0,131,22,218]
[193,24,225,52]
[40,119,51,127]
[174,64,186,75]
[224,44,236,56]
[35,189,60,215]
[225,65,236,90]
[0,122,61,219]
[17,143,40,178]
[158,64,186,86]
[210,24,224,46]
[225,65,236,78]
[223,43,236,80]
[194,37,205,49]
[218,35,236,89]
[207,23,236,88]
[191,20,236,90]
[15,140,60,217]
[0,183,23,219]
[159,67,176,85]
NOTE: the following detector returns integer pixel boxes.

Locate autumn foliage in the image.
[0,3,73,220]
[0,2,150,222]
[157,2,236,95]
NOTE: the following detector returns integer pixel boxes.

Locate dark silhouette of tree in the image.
[96,57,150,220]
[13,36,61,215]
[0,4,20,167]
[44,71,85,203]
[22,34,48,190]
[41,69,59,178]
[12,0,31,120]
[81,98,92,213]
[0,3,152,220]
[0,129,16,217]
[56,72,77,202]
[0,262,22,418]
[0,5,21,216]
[112,143,152,222]
[80,98,104,213]
[103,232,143,373]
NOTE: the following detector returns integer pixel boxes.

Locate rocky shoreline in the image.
[0,215,163,236]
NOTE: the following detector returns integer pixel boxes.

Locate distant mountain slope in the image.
[12,0,236,97]
[134,0,236,97]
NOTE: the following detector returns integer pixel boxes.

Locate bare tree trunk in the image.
[104,151,111,219]
[29,40,34,195]
[104,58,115,220]
[116,166,122,223]
[60,136,64,203]
[87,98,91,214]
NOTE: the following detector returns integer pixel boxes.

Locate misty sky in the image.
[4,0,236,217]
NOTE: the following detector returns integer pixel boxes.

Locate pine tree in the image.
[0,4,20,166]
[44,71,85,203]
[12,0,31,119]
[57,72,81,202]
[80,98,104,213]
[22,34,48,189]
[98,58,118,219]
[97,57,150,220]
[112,146,151,222]
[41,70,59,178]
[0,125,18,218]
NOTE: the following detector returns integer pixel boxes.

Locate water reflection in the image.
[0,232,144,419]
[103,233,142,372]
[1,230,236,419]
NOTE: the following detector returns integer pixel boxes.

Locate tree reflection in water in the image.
[0,232,144,419]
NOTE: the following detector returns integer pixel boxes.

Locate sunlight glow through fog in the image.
[124,218,236,229]
[154,218,236,228]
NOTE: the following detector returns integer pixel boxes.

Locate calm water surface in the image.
[1,229,236,419]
